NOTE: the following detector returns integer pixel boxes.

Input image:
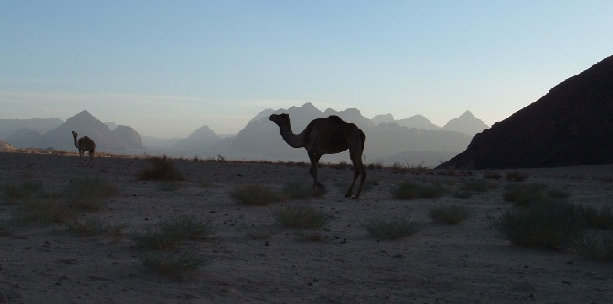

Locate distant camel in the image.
[71,130,96,167]
[269,113,366,199]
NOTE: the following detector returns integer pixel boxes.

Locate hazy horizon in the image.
[2,1,613,137]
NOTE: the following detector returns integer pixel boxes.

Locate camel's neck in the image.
[278,125,305,148]
[73,135,79,149]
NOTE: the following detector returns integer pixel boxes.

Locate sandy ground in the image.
[0,151,612,303]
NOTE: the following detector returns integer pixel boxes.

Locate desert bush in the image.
[503,183,548,206]
[506,171,528,182]
[547,188,572,200]
[63,177,118,211]
[459,179,492,193]
[134,215,215,250]
[497,200,583,250]
[483,171,502,180]
[138,155,184,181]
[2,179,44,202]
[391,182,446,199]
[363,217,420,240]
[274,205,328,229]
[367,161,384,170]
[429,205,471,224]
[0,222,15,236]
[141,250,207,279]
[572,234,613,261]
[578,206,613,230]
[15,197,75,225]
[66,218,125,237]
[451,191,472,199]
[231,185,281,206]
[283,181,323,199]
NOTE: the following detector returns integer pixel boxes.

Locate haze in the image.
[2,1,612,138]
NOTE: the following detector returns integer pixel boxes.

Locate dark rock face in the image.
[438,55,613,169]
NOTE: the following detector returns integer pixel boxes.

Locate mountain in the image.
[0,118,63,138]
[224,102,472,166]
[113,125,144,150]
[442,111,489,136]
[372,113,395,125]
[175,125,221,151]
[37,110,145,152]
[438,55,613,169]
[397,114,440,130]
[4,129,43,148]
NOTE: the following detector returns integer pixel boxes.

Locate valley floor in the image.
[1,151,612,303]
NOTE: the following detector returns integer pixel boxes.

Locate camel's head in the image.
[71,130,78,138]
[269,113,291,128]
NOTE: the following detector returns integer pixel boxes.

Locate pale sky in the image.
[1,1,612,138]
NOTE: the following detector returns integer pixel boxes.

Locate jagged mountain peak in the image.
[442,111,488,136]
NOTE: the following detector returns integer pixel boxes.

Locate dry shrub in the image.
[138,155,184,181]
[231,185,281,206]
[274,205,328,229]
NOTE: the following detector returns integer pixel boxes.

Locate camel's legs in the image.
[87,151,95,167]
[345,150,366,199]
[308,152,324,189]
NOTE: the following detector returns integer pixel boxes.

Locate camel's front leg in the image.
[308,152,324,189]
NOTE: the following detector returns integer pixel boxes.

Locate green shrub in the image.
[429,205,471,224]
[274,205,328,229]
[363,217,420,240]
[459,179,491,193]
[138,155,184,181]
[134,215,215,250]
[503,183,547,206]
[15,197,75,225]
[2,179,44,202]
[547,188,572,200]
[506,171,528,182]
[392,182,446,199]
[231,185,281,206]
[578,206,613,230]
[497,200,583,250]
[0,222,15,236]
[283,181,323,199]
[572,234,613,261]
[64,177,119,211]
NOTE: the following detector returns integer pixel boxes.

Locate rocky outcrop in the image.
[438,55,613,169]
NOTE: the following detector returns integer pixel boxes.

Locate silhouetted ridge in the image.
[438,55,613,169]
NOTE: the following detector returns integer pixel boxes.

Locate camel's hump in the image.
[327,115,345,123]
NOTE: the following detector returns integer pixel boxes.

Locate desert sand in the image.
[1,151,612,303]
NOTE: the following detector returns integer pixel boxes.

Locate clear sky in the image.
[1,1,612,138]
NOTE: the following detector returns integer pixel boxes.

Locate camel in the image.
[269,113,366,199]
[71,130,96,167]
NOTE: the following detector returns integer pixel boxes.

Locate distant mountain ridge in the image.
[2,106,487,166]
[438,55,613,169]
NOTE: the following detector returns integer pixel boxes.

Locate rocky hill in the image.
[42,111,123,151]
[438,55,613,169]
[442,111,489,136]
[175,125,221,151]
[0,118,63,138]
